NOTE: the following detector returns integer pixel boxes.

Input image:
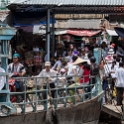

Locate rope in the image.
[112,99,123,116]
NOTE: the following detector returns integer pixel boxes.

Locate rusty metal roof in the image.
[11,0,124,6]
[8,0,124,14]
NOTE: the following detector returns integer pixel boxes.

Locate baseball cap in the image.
[45,61,51,66]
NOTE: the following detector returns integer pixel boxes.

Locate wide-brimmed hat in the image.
[73,57,87,65]
[108,49,114,55]
[45,61,51,66]
[105,55,113,62]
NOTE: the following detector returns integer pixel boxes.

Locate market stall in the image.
[10,29,45,75]
[54,29,102,53]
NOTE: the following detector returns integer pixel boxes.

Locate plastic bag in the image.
[112,86,117,97]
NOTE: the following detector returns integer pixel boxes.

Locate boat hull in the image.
[0,92,103,124]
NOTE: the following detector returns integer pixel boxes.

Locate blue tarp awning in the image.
[13,11,55,26]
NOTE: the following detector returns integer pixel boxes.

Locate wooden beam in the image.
[55,14,103,19]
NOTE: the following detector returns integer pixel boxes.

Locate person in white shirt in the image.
[66,51,73,63]
[110,61,118,77]
[104,62,112,77]
[84,53,90,65]
[110,61,118,93]
[81,49,85,59]
[0,67,6,90]
[35,61,56,98]
[65,56,78,85]
[115,62,124,105]
[65,56,77,76]
[57,68,67,88]
[52,55,62,71]
[102,56,113,104]
[116,57,121,68]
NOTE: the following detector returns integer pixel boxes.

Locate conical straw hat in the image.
[73,57,87,65]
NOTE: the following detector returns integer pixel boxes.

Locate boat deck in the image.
[14,103,70,114]
[14,102,122,119]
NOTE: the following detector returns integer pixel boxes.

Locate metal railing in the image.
[0,75,103,114]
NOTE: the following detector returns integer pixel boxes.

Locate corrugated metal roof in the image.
[11,0,124,6]
[55,19,101,29]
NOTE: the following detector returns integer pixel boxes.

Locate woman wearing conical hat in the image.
[67,57,89,103]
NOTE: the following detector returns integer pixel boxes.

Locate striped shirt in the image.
[7,63,26,76]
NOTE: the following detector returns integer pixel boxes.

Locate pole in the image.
[1,40,7,70]
[46,9,50,61]
[52,14,55,57]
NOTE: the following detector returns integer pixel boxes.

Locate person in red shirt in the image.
[80,63,90,85]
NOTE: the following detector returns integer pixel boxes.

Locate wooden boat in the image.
[0,75,104,124]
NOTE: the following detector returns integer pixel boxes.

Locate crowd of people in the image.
[99,41,124,106]
[1,38,124,106]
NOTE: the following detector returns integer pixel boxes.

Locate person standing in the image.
[110,61,117,91]
[7,53,26,91]
[116,45,124,62]
[65,56,78,85]
[0,66,6,90]
[115,62,124,105]
[35,61,56,98]
[102,55,113,104]
[66,51,73,63]
[90,56,99,84]
[52,55,62,71]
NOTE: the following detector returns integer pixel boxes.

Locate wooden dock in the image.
[101,99,124,119]
[102,104,122,119]
[100,104,123,124]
